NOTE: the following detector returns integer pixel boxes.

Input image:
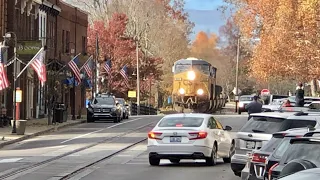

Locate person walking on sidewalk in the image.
[245,95,263,120]
[295,83,305,107]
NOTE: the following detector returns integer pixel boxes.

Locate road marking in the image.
[60,117,144,144]
[0,158,23,163]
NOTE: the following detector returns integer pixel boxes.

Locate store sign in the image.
[17,40,42,55]
[128,91,137,98]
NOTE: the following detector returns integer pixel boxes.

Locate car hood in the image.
[92,104,115,108]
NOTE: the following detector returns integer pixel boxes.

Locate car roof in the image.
[275,127,318,136]
[251,112,296,118]
[163,113,212,119]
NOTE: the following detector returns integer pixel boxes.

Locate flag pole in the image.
[16,47,44,79]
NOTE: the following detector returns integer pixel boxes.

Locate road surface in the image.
[0,114,248,180]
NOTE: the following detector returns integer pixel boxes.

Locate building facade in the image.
[0,0,88,120]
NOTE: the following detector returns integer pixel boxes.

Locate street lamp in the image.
[3,32,18,134]
[235,37,240,113]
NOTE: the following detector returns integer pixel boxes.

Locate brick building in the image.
[0,0,88,120]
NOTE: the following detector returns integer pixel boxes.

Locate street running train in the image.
[172,57,226,113]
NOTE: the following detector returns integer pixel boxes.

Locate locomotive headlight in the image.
[179,88,185,95]
[187,71,196,80]
[197,89,204,95]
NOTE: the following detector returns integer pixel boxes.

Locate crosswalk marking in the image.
[0,158,23,163]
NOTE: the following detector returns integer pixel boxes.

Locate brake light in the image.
[296,135,303,138]
[176,124,183,127]
[148,131,162,140]
[268,163,279,180]
[189,131,208,140]
[252,153,268,163]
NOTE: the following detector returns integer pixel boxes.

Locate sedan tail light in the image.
[148,131,162,140]
[252,153,268,163]
[189,131,208,140]
[268,163,279,180]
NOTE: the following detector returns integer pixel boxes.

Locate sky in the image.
[184,0,230,40]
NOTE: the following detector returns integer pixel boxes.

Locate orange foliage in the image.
[225,0,320,82]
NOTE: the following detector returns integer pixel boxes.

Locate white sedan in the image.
[147,113,235,166]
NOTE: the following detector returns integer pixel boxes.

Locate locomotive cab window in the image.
[193,64,210,74]
[175,64,191,74]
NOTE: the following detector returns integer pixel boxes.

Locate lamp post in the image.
[67,42,76,120]
[235,37,240,113]
[3,32,17,133]
[136,41,140,115]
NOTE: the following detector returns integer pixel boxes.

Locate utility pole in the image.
[235,37,240,113]
[136,41,140,115]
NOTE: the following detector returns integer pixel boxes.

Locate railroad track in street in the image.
[0,122,154,180]
[58,138,147,180]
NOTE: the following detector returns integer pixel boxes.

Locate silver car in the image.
[231,111,320,177]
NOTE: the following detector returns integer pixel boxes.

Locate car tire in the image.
[206,144,217,166]
[149,157,160,166]
[238,110,241,115]
[170,159,180,164]
[223,142,235,163]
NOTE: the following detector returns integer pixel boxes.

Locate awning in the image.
[34,0,61,16]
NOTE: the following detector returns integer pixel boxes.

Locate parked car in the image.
[262,98,287,112]
[231,111,320,177]
[243,127,317,180]
[116,98,129,119]
[238,95,254,114]
[268,130,320,179]
[87,95,123,123]
[147,113,234,166]
[277,168,320,180]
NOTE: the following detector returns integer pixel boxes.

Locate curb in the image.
[0,119,87,149]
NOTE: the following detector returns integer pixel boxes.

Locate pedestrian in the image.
[245,95,263,120]
[295,83,304,107]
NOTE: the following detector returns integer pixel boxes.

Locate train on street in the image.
[172,57,226,113]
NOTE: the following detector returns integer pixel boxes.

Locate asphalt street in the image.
[0,114,248,180]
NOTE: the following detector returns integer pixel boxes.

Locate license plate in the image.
[246,141,256,149]
[170,136,182,142]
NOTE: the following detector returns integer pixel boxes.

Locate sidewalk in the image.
[0,117,86,148]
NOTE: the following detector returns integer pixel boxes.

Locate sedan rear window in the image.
[240,116,285,134]
[158,117,204,127]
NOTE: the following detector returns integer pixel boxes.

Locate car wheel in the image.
[223,142,235,163]
[149,157,160,166]
[238,109,241,114]
[206,144,217,166]
[170,159,180,164]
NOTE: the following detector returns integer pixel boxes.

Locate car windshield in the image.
[193,64,210,74]
[116,99,125,105]
[272,137,292,159]
[240,116,285,134]
[240,96,253,101]
[280,140,320,164]
[175,64,191,74]
[93,97,115,105]
[158,117,204,127]
[259,137,283,152]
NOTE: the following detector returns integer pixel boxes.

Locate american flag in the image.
[103,59,111,74]
[68,55,81,83]
[83,56,93,78]
[120,65,129,86]
[0,49,9,90]
[30,48,46,86]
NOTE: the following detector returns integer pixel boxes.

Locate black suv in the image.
[87,96,122,123]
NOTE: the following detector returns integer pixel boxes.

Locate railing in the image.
[130,103,158,115]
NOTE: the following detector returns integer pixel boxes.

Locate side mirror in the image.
[224,126,232,131]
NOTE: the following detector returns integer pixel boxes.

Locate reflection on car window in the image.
[240,97,253,101]
[216,120,223,129]
[240,116,285,134]
[93,98,115,105]
[273,138,291,158]
[159,117,204,127]
[281,141,320,164]
[260,137,283,152]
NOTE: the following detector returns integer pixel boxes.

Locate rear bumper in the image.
[147,145,212,158]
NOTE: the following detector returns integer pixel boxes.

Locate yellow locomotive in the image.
[172,57,225,113]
